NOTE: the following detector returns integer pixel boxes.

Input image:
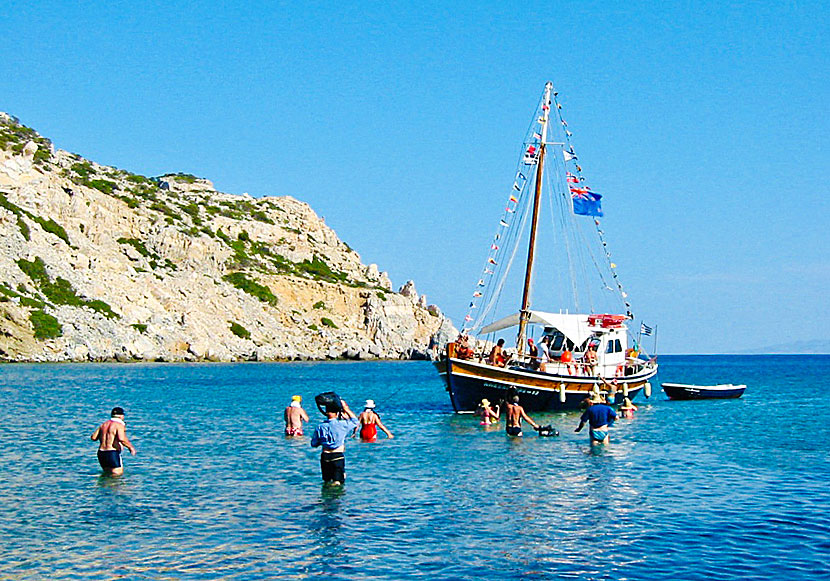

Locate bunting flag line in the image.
[509,194,518,202]
[563,150,578,162]
[566,172,578,183]
[499,220,510,227]
[491,244,499,250]
[488,258,497,265]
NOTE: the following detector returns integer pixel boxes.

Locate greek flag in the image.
[640,322,653,336]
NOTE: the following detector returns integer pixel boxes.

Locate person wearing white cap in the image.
[284,395,309,436]
[357,400,394,442]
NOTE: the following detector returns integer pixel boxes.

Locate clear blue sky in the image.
[2,1,827,353]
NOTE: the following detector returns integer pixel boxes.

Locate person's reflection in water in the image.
[307,485,346,570]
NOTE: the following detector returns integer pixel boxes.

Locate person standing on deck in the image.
[91,407,136,476]
[527,338,539,370]
[574,396,617,444]
[505,395,539,437]
[311,399,359,485]
[284,395,309,436]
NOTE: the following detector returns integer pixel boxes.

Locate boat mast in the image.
[517,82,553,356]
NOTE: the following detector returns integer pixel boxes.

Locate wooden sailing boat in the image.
[435,82,658,412]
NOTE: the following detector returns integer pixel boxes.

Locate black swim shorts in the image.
[97,449,122,470]
[506,426,523,437]
[320,450,346,483]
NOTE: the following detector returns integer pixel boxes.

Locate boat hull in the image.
[435,356,658,412]
[662,383,746,400]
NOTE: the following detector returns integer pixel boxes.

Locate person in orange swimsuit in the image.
[357,400,394,442]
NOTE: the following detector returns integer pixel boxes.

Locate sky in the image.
[2,0,827,353]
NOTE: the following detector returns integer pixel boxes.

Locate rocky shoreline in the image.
[0,113,456,362]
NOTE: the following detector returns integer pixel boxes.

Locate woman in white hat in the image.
[357,400,394,442]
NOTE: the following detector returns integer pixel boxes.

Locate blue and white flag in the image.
[570,188,603,217]
[640,322,653,336]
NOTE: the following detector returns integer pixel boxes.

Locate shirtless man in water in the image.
[284,395,310,436]
[91,407,136,475]
[505,395,539,437]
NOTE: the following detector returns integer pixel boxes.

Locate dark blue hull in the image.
[435,357,657,412]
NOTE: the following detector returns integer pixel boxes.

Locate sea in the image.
[0,355,828,580]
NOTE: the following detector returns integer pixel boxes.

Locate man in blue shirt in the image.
[575,396,617,444]
[311,399,359,485]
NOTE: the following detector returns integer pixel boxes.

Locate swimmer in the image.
[505,395,539,437]
[90,407,136,476]
[284,395,309,436]
[574,395,617,444]
[357,400,394,442]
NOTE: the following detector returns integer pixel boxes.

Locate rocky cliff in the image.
[0,113,455,362]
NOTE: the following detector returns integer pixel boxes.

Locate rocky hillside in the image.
[0,113,455,362]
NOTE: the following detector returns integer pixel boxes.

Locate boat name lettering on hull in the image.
[483,382,540,397]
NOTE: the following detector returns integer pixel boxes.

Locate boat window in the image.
[547,332,574,352]
[605,338,623,353]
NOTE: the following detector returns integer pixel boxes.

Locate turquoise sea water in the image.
[1,356,829,580]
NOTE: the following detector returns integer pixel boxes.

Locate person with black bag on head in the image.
[311,395,358,485]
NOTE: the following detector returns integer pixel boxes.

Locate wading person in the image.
[505,395,539,437]
[357,400,394,442]
[311,399,359,485]
[284,395,309,436]
[91,407,136,476]
[475,398,500,425]
[574,395,617,444]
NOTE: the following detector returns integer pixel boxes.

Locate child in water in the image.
[619,397,638,419]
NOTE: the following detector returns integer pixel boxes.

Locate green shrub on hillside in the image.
[222,272,278,305]
[88,179,117,195]
[150,202,181,221]
[17,256,119,318]
[70,161,94,178]
[321,317,338,329]
[297,256,346,282]
[229,321,251,339]
[0,117,52,164]
[162,172,199,183]
[30,216,70,244]
[117,237,152,258]
[131,323,148,333]
[30,309,62,339]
